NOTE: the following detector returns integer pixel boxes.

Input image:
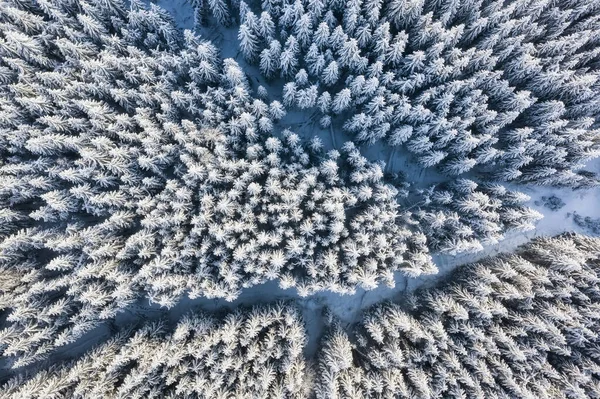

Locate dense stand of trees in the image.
[316,234,600,398]
[416,179,541,254]
[1,1,600,396]
[4,235,600,398]
[1,303,311,398]
[0,0,550,369]
[231,0,600,186]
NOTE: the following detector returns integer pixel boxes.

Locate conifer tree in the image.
[238,21,259,61]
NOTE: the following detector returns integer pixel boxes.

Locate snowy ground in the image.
[7,0,595,373]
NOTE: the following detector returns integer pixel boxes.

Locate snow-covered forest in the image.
[0,0,599,396]
[3,234,600,397]
[317,234,600,398]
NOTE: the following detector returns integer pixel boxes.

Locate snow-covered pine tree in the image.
[260,39,282,77]
[315,317,366,399]
[191,0,233,26]
[238,21,259,61]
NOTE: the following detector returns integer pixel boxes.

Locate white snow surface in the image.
[17,0,600,367]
